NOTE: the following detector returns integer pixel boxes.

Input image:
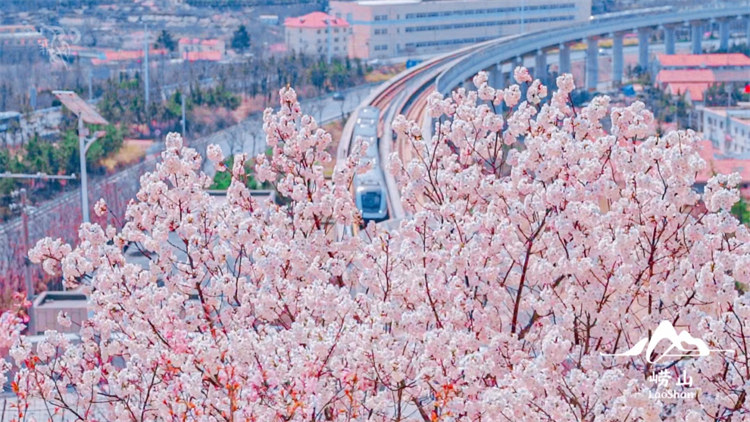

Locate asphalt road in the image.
[201,83,376,177]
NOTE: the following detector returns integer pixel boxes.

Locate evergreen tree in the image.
[155,30,177,52]
[231,25,251,51]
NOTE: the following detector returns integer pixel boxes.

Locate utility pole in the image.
[11,189,32,302]
[725,82,734,151]
[1,173,77,301]
[144,24,150,112]
[78,116,90,223]
[3,173,76,335]
[29,86,37,111]
[88,68,93,101]
[181,90,186,140]
[326,13,332,65]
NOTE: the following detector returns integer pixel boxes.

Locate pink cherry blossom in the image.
[3,69,750,421]
[93,197,107,217]
[206,143,224,163]
[513,65,533,84]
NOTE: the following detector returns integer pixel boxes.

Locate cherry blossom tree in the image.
[3,68,750,421]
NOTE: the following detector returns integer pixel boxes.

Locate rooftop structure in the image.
[284,12,350,29]
[259,15,280,25]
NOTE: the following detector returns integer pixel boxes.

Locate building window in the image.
[403,3,575,20]
[374,44,388,51]
[374,14,388,21]
[374,28,387,35]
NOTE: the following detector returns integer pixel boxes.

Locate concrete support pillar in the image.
[719,19,730,51]
[612,32,624,87]
[559,42,571,75]
[509,55,522,83]
[664,25,676,55]
[638,27,651,71]
[586,36,598,91]
[691,22,703,54]
[491,62,505,89]
[535,49,547,84]
[512,55,522,71]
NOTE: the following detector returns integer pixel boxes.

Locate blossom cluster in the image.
[3,67,749,421]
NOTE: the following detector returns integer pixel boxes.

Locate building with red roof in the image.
[695,139,750,198]
[284,12,350,58]
[90,48,167,66]
[655,54,750,105]
[657,53,750,70]
[178,38,225,62]
[656,69,715,103]
[664,82,713,103]
[0,24,42,49]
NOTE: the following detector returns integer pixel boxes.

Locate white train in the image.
[352,106,389,222]
[590,6,674,23]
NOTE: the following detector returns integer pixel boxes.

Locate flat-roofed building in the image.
[694,139,750,198]
[284,12,350,58]
[701,104,750,157]
[31,291,89,335]
[0,25,44,62]
[331,0,591,59]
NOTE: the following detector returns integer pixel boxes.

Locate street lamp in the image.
[52,90,108,224]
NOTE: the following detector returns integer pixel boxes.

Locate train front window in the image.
[362,192,381,213]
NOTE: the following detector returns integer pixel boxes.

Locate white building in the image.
[701,104,750,156]
[330,0,592,60]
[284,12,350,58]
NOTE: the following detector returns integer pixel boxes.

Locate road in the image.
[0,82,377,287]
[202,83,376,177]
